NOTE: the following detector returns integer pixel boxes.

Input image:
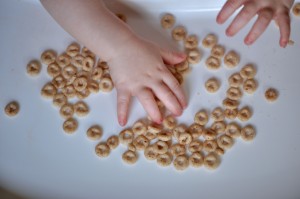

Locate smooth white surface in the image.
[0,0,300,199]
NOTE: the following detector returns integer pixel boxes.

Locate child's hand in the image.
[216,0,294,47]
[108,36,187,126]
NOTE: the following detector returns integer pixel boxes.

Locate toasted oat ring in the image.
[204,152,220,170]
[217,134,234,150]
[225,122,241,138]
[173,155,189,170]
[71,55,84,69]
[189,152,204,168]
[60,103,74,119]
[88,80,100,93]
[91,67,103,81]
[119,129,134,145]
[82,47,95,58]
[185,35,199,49]
[74,101,89,117]
[147,124,162,134]
[170,143,186,156]
[154,141,169,155]
[211,107,225,122]
[99,77,114,92]
[157,152,173,167]
[223,98,240,109]
[62,85,76,98]
[144,145,158,160]
[292,3,300,16]
[265,88,279,102]
[211,44,225,58]
[211,121,226,134]
[66,42,80,57]
[161,13,175,29]
[41,50,56,65]
[73,77,88,92]
[228,73,243,88]
[56,53,71,68]
[87,125,102,140]
[203,140,218,152]
[63,118,78,134]
[158,131,172,141]
[187,123,204,139]
[97,60,109,69]
[224,108,238,120]
[240,64,256,79]
[172,125,186,140]
[188,140,203,153]
[178,132,192,145]
[133,135,149,151]
[202,34,218,48]
[194,110,209,126]
[243,79,258,94]
[145,131,158,141]
[95,142,110,158]
[187,49,202,64]
[106,135,119,150]
[5,101,19,117]
[215,147,225,156]
[41,82,57,98]
[52,75,66,89]
[76,89,91,99]
[132,121,147,135]
[173,72,184,85]
[53,93,67,107]
[82,56,95,72]
[203,128,217,140]
[205,78,220,93]
[27,60,41,76]
[227,87,243,100]
[241,125,256,141]
[122,150,138,164]
[205,56,221,70]
[224,50,240,68]
[62,65,77,80]
[238,106,252,122]
[163,115,177,130]
[128,142,136,152]
[172,26,187,41]
[46,62,61,78]
[175,60,189,72]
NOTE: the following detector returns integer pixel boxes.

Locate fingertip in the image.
[225,28,233,37]
[280,39,288,48]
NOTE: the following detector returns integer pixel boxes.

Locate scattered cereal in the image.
[265,88,279,102]
[27,60,41,76]
[4,101,19,117]
[161,13,175,29]
[205,78,220,93]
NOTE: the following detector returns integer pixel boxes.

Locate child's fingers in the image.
[276,12,290,48]
[244,9,273,45]
[216,0,246,24]
[160,49,187,65]
[117,90,131,126]
[226,2,258,36]
[137,88,162,123]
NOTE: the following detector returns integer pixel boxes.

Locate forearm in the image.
[40,0,136,61]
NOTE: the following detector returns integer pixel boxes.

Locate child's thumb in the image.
[160,49,187,65]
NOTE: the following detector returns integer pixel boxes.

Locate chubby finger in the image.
[226,2,258,36]
[117,89,131,126]
[160,49,186,65]
[244,9,273,45]
[217,0,246,24]
[276,12,290,48]
[137,88,162,123]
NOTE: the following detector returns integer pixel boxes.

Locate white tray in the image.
[1,0,300,199]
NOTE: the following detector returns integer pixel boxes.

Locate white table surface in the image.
[1,0,300,199]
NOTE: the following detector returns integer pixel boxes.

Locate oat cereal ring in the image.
[194,110,209,126]
[77,70,89,79]
[97,60,109,69]
[157,152,173,167]
[59,103,74,119]
[56,54,71,68]
[82,47,95,58]
[99,77,114,92]
[65,75,76,86]
[41,82,57,98]
[292,3,300,16]
[41,50,56,65]
[211,44,225,58]
[173,155,189,171]
[241,125,256,141]
[52,75,66,89]
[202,33,218,48]
[225,122,241,138]
[170,144,186,156]
[71,55,84,69]
[172,125,186,140]
[224,108,238,120]
[174,72,184,85]
[53,93,67,107]
[82,56,95,72]
[63,118,78,134]
[288,39,295,46]
[5,101,19,117]
[154,141,169,155]
[205,78,220,93]
[76,89,91,99]
[144,145,158,160]
[238,106,252,122]
[163,115,177,130]
[222,98,240,109]
[187,123,204,139]
[187,49,202,64]
[215,147,225,156]
[203,128,217,140]
[87,125,102,140]
[128,142,136,152]
[74,101,89,117]
[158,131,172,141]
[211,107,225,122]
[73,77,88,92]
[224,50,240,68]
[123,150,138,164]
[133,135,149,151]
[161,13,175,29]
[95,142,110,158]
[205,56,221,70]
[47,62,61,78]
[66,43,80,57]
[62,85,76,98]
[91,67,103,81]
[265,88,279,102]
[147,124,162,135]
[203,140,218,152]
[62,65,77,80]
[217,134,234,150]
[175,60,189,72]
[119,129,134,145]
[204,152,220,170]
[211,121,226,134]
[106,135,119,150]
[115,13,127,23]
[132,121,147,135]
[228,73,243,88]
[240,64,256,79]
[172,25,187,41]
[185,35,199,49]
[178,132,192,145]
[188,140,203,153]
[87,80,100,93]
[243,79,258,94]
[227,87,243,100]
[189,152,204,168]
[27,60,41,76]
